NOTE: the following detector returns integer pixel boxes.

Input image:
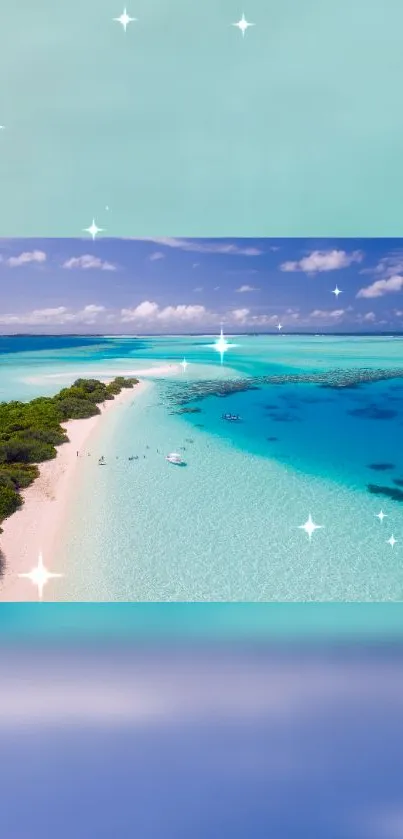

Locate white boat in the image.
[166,452,185,465]
[221,413,242,422]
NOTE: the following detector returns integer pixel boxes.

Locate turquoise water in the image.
[1,334,403,600]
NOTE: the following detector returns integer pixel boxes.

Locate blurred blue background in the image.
[1,605,403,838]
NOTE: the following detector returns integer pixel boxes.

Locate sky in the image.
[1,643,403,839]
[0,237,403,334]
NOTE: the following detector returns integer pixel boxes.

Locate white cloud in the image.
[121,301,211,324]
[363,312,376,322]
[236,285,259,293]
[158,305,208,322]
[139,238,263,256]
[249,313,280,325]
[0,304,106,326]
[149,252,165,262]
[6,250,47,267]
[360,252,403,278]
[193,287,203,292]
[230,308,250,323]
[310,309,345,319]
[122,301,160,320]
[281,250,363,274]
[62,255,116,271]
[356,275,403,298]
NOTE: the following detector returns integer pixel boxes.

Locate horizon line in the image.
[1,331,403,338]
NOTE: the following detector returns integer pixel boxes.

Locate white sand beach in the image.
[0,365,179,601]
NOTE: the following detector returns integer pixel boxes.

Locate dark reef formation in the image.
[348,406,398,420]
[175,407,202,414]
[367,463,395,471]
[367,484,403,503]
[158,367,403,408]
[271,412,301,423]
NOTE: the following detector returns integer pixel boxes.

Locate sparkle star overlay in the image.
[332,285,342,298]
[84,219,104,240]
[180,358,188,372]
[18,552,64,600]
[232,13,255,38]
[298,514,323,541]
[210,327,238,365]
[114,8,137,32]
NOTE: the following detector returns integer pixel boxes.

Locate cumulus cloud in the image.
[121,301,211,324]
[149,252,165,262]
[139,238,263,256]
[62,255,117,271]
[122,301,159,320]
[236,285,259,293]
[360,252,403,278]
[230,308,250,323]
[281,250,363,274]
[356,275,403,298]
[248,313,280,326]
[6,250,47,267]
[0,304,106,326]
[310,309,345,319]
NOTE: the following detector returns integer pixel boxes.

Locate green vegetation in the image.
[0,377,139,532]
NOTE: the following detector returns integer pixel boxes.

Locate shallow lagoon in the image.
[1,334,402,600]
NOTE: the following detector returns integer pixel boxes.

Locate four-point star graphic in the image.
[18,552,64,600]
[298,514,323,541]
[114,8,137,31]
[277,323,283,331]
[332,285,342,298]
[232,13,255,37]
[387,535,397,548]
[180,358,188,371]
[375,510,387,523]
[84,219,104,240]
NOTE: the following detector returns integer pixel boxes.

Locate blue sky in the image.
[0,237,403,333]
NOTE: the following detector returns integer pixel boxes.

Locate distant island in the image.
[0,377,139,532]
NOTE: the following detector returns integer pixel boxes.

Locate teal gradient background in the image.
[2,604,403,640]
[1,0,402,237]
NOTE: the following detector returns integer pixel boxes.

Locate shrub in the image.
[55,398,101,421]
[0,376,138,527]
[0,464,39,489]
[0,439,56,464]
[0,485,22,521]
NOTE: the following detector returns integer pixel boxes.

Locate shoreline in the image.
[0,365,178,601]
